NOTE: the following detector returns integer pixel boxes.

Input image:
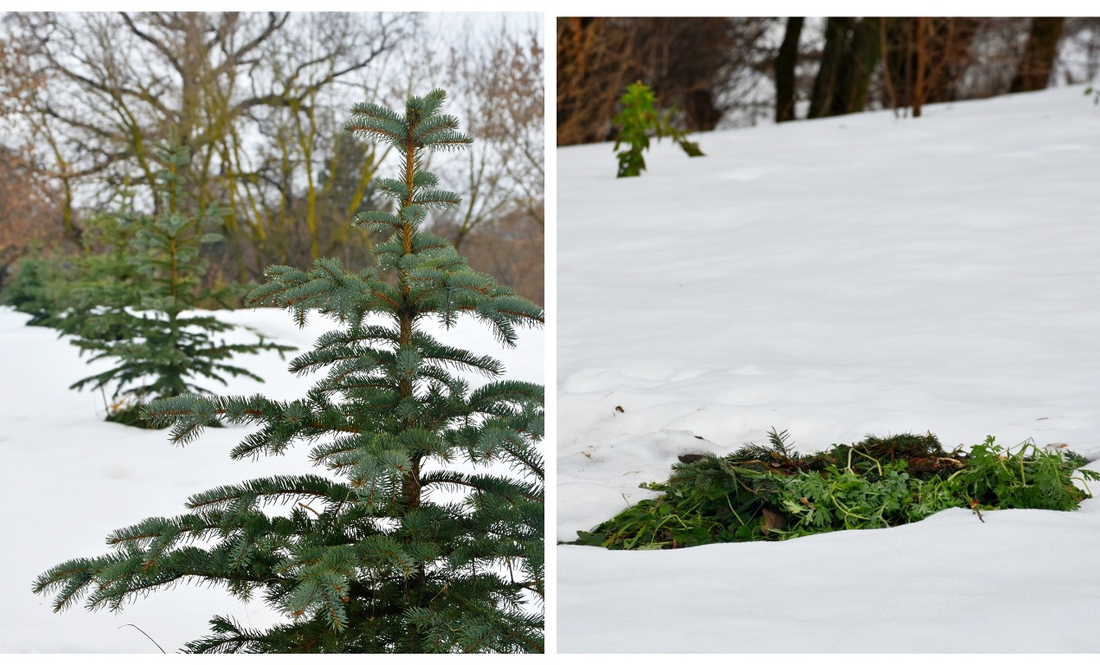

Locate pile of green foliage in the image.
[576,430,1098,550]
[612,81,704,178]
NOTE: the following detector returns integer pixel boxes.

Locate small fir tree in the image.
[34,90,545,653]
[55,200,158,348]
[0,254,73,326]
[63,141,292,425]
[2,194,147,334]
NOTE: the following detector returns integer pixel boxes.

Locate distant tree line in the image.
[558,17,1100,146]
[0,12,543,305]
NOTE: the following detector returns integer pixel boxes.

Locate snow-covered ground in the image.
[0,306,542,653]
[557,85,1100,652]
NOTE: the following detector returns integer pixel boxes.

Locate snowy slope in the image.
[557,85,1100,652]
[0,306,542,653]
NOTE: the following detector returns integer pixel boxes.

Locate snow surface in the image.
[557,85,1100,653]
[0,306,542,653]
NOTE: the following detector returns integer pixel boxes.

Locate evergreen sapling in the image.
[63,140,292,425]
[3,194,147,334]
[0,254,72,326]
[34,90,545,653]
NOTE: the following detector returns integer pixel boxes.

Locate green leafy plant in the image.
[61,140,292,426]
[577,430,1097,550]
[1087,85,1099,105]
[612,81,704,178]
[955,436,1094,512]
[34,90,545,653]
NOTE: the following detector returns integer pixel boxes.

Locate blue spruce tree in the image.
[33,90,545,653]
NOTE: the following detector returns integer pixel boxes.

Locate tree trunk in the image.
[775,17,804,123]
[913,17,928,117]
[1011,18,1065,93]
[884,18,915,111]
[809,17,883,119]
[834,17,883,116]
[809,17,852,119]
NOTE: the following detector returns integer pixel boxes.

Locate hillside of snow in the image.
[0,307,542,653]
[557,85,1100,653]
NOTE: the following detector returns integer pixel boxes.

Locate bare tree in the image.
[442,21,544,251]
[0,36,67,285]
[1,12,545,304]
[1,12,410,280]
[0,146,64,288]
[227,13,399,273]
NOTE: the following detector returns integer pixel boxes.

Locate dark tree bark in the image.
[884,18,916,110]
[809,17,883,119]
[834,17,883,116]
[1011,17,1065,92]
[775,17,804,123]
[914,17,928,117]
[809,17,852,118]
